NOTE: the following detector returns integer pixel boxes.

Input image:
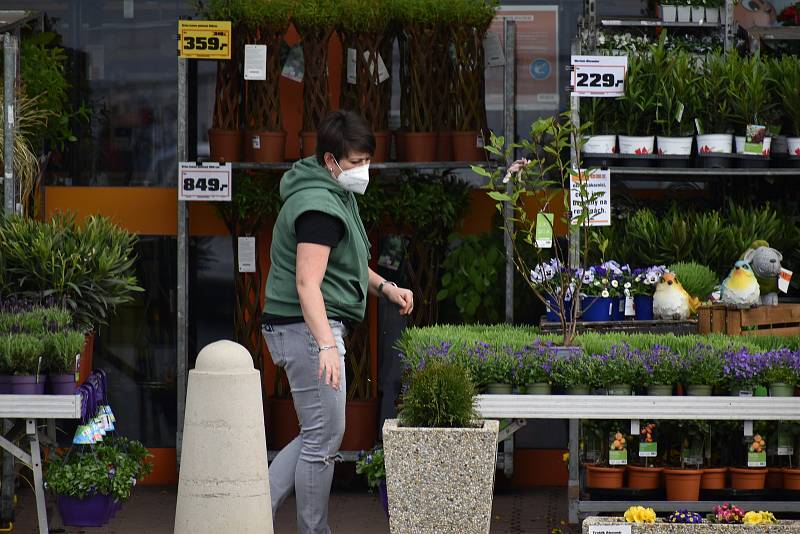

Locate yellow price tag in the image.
[178,20,231,59]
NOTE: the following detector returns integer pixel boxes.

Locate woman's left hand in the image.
[384,285,414,316]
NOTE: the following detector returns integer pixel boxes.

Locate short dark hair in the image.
[316,110,375,165]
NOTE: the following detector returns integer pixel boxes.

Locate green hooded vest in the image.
[265,156,371,322]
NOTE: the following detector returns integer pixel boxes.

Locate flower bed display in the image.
[583,516,800,533]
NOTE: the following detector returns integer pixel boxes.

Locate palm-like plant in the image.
[769,55,800,137]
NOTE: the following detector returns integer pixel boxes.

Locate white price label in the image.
[571,55,627,98]
[237,237,256,273]
[588,525,631,534]
[178,162,232,201]
[778,447,794,456]
[244,44,267,80]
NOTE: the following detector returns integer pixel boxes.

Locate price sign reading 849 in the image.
[179,162,231,201]
[178,21,231,60]
[571,55,627,98]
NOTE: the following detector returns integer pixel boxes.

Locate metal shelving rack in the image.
[476,394,800,524]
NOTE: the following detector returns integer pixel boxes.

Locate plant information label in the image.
[748,451,767,468]
[609,450,627,466]
[178,20,231,60]
[244,45,267,80]
[570,55,627,98]
[588,526,631,534]
[237,237,256,273]
[178,162,231,201]
[639,442,657,457]
[570,169,611,226]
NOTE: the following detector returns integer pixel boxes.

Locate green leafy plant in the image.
[3,333,44,375]
[399,361,478,428]
[44,452,110,499]
[697,51,735,134]
[616,52,658,136]
[437,234,503,324]
[43,330,85,374]
[355,444,385,490]
[682,343,725,386]
[727,52,774,132]
[668,262,718,300]
[769,55,800,137]
[653,40,700,137]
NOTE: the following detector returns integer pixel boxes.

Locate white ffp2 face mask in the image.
[333,157,370,195]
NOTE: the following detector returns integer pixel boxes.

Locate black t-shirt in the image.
[262,211,346,326]
[295,210,344,247]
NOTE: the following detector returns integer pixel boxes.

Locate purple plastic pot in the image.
[49,374,77,395]
[10,375,45,395]
[58,494,111,527]
[0,375,11,394]
[377,480,389,518]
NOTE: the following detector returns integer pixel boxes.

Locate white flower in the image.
[611,279,619,288]
[624,282,631,289]
[531,269,544,284]
[541,263,556,281]
[582,269,595,284]
[601,290,610,298]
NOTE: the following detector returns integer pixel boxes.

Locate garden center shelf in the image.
[230,161,488,172]
[600,19,721,28]
[474,394,800,523]
[606,167,800,181]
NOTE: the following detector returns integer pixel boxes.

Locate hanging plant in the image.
[240,0,295,133]
[450,0,496,133]
[293,0,339,133]
[338,0,394,133]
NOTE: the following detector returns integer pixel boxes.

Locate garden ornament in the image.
[653,272,700,320]
[720,260,761,309]
[742,240,782,306]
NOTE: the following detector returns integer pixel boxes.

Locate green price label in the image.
[535,213,554,248]
[639,442,657,457]
[748,451,767,467]
[609,450,627,466]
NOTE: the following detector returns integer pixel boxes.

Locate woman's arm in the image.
[368,268,414,316]
[296,242,340,389]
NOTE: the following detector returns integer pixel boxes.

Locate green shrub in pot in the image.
[398,361,477,428]
[43,330,85,375]
[3,334,45,375]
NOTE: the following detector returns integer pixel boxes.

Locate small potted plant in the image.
[517,348,552,395]
[595,344,645,395]
[663,420,707,501]
[549,349,598,395]
[730,432,768,490]
[627,421,663,490]
[642,345,681,396]
[705,0,723,23]
[696,52,735,166]
[44,328,85,395]
[355,444,387,517]
[580,97,617,166]
[585,425,628,489]
[45,452,114,527]
[723,347,765,397]
[728,52,774,164]
[653,44,699,167]
[683,343,724,396]
[616,53,658,163]
[4,333,45,394]
[762,348,797,397]
[484,349,516,394]
[579,265,615,322]
[383,360,499,532]
[630,266,664,321]
[769,55,800,164]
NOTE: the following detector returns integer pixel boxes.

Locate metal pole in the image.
[4,32,17,216]
[723,0,734,53]
[503,19,516,324]
[568,39,581,271]
[176,55,188,464]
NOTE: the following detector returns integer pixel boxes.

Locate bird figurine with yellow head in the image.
[653,272,701,320]
[720,260,761,309]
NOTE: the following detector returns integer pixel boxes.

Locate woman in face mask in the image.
[262,109,413,534]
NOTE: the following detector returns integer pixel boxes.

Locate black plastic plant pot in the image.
[737,155,770,169]
[787,156,800,169]
[620,154,655,167]
[582,153,618,169]
[697,152,734,169]
[657,155,690,168]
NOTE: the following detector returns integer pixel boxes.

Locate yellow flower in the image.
[624,506,656,523]
[743,511,776,525]
[562,452,570,463]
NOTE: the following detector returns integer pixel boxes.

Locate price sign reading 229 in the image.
[570,55,628,98]
[178,21,231,60]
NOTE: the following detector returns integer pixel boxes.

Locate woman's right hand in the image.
[318,346,341,390]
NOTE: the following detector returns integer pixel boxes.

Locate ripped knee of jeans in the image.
[302,451,343,467]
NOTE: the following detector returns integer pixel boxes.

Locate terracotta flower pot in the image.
[585,464,625,489]
[208,128,243,163]
[372,131,390,163]
[452,131,484,162]
[626,465,663,490]
[783,467,800,490]
[663,468,703,501]
[244,130,286,163]
[339,399,378,451]
[766,467,784,489]
[78,331,95,386]
[729,467,767,490]
[402,132,437,162]
[436,131,453,161]
[394,131,407,161]
[300,131,317,158]
[700,467,728,490]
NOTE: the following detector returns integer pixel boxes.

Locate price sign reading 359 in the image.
[570,55,627,98]
[179,162,231,202]
[178,20,231,60]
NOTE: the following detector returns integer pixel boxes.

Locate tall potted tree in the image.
[396,0,445,162]
[294,0,338,157]
[241,0,294,162]
[204,0,246,163]
[450,0,496,161]
[338,0,394,162]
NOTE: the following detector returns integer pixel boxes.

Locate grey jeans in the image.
[263,320,347,534]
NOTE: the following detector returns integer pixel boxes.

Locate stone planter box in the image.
[583,517,800,533]
[383,418,499,534]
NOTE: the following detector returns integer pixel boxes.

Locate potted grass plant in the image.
[44,328,85,395]
[728,52,775,164]
[696,51,735,166]
[615,52,658,164]
[338,0,394,161]
[293,0,338,157]
[580,97,617,165]
[240,0,294,162]
[653,44,700,167]
[383,360,498,533]
[449,0,496,161]
[4,333,45,394]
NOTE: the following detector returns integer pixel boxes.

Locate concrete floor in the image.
[11,485,575,533]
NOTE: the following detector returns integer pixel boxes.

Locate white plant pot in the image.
[690,6,705,22]
[657,136,693,156]
[735,135,771,156]
[788,137,800,157]
[696,134,732,154]
[384,419,499,534]
[582,135,617,154]
[618,135,655,155]
[705,7,720,23]
[677,5,691,22]
[661,5,677,22]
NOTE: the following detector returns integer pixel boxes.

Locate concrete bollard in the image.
[174,340,272,533]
